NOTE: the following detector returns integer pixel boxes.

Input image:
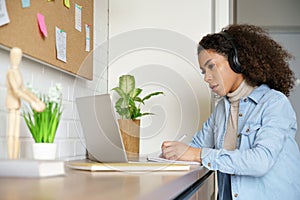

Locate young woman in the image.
[161,24,300,200]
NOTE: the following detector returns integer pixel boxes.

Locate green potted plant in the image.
[111,75,163,159]
[23,84,63,160]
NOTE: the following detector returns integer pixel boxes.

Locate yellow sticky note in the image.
[64,0,70,8]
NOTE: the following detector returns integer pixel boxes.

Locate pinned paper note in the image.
[0,0,10,26]
[75,4,82,32]
[55,27,67,62]
[64,0,70,8]
[37,13,48,37]
[85,24,90,52]
[21,0,30,8]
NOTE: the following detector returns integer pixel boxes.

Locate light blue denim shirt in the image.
[190,84,300,200]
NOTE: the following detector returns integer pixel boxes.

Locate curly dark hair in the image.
[198,24,295,96]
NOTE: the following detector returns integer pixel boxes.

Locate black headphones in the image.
[219,31,242,73]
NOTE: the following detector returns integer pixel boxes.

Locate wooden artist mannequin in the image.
[6,47,45,159]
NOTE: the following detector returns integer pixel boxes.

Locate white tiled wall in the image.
[0,1,109,160]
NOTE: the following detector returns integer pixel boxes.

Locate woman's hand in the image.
[161,141,201,162]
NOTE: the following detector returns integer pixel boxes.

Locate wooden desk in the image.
[0,162,214,200]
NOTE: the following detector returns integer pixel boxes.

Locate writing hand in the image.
[161,141,201,162]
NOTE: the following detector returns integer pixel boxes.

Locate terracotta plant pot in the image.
[118,119,140,160]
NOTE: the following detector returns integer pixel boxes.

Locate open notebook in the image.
[147,154,200,165]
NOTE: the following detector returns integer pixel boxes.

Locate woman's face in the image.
[198,49,244,96]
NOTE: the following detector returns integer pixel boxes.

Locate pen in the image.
[177,134,187,142]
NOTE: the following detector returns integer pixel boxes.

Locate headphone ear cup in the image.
[219,31,242,73]
[228,49,242,73]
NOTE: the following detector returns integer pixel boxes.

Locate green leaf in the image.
[119,75,135,94]
[130,88,142,98]
[133,96,143,104]
[112,75,164,120]
[22,87,63,143]
[111,87,126,99]
[142,92,164,102]
[140,112,154,116]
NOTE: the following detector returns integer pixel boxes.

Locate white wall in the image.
[0,1,109,160]
[108,0,215,155]
[0,1,231,159]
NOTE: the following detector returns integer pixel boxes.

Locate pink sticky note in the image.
[37,13,48,37]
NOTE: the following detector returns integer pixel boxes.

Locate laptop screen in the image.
[76,94,128,163]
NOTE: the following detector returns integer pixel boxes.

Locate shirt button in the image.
[237,134,241,138]
[239,113,243,117]
[208,163,211,167]
[243,98,247,102]
[234,193,238,198]
[246,128,250,132]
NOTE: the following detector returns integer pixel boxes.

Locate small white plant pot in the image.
[32,143,57,160]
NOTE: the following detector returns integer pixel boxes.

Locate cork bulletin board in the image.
[0,0,94,80]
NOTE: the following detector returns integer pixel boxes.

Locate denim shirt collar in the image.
[248,84,271,104]
[223,84,271,116]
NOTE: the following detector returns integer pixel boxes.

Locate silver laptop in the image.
[76,94,129,163]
